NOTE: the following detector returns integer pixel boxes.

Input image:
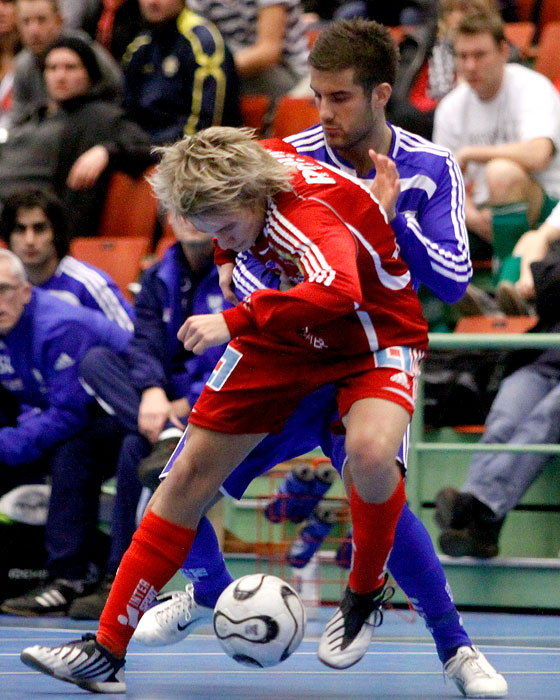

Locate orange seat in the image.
[97,168,159,240]
[534,22,560,82]
[240,95,270,135]
[306,28,321,49]
[154,235,176,259]
[454,315,537,334]
[70,236,151,302]
[539,0,560,28]
[515,0,536,22]
[504,21,535,57]
[269,96,319,139]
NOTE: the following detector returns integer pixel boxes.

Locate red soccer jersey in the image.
[221,140,428,357]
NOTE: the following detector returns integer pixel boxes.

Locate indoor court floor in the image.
[1,607,559,700]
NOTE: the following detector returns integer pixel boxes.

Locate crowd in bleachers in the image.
[1,0,559,621]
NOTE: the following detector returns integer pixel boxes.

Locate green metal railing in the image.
[407,332,560,516]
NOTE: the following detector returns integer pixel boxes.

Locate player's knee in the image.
[486,158,528,203]
[345,433,395,481]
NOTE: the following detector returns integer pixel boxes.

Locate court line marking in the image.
[3,670,559,677]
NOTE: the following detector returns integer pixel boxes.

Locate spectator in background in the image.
[433,11,560,291]
[0,249,131,615]
[122,0,240,145]
[0,189,134,330]
[94,0,145,62]
[12,0,122,125]
[188,0,310,99]
[434,259,560,557]
[58,0,101,34]
[0,35,153,237]
[0,0,20,136]
[67,213,230,618]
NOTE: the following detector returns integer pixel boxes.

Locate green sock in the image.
[491,202,529,282]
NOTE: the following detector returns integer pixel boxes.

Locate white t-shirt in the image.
[433,63,560,205]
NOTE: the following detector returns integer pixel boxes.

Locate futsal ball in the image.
[213,573,306,668]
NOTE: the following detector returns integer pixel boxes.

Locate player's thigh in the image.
[152,426,267,523]
[343,397,410,469]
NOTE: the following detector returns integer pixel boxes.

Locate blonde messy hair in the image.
[149,127,294,218]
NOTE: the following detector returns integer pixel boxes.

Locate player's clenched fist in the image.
[178,313,231,355]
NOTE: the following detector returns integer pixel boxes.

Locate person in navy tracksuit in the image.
[0,250,132,616]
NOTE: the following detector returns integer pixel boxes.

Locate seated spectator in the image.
[0,188,134,329]
[0,35,153,237]
[58,0,101,34]
[387,0,510,140]
[122,0,241,145]
[94,0,145,62]
[66,213,231,618]
[12,0,122,126]
[188,0,310,99]
[505,200,560,316]
[433,11,560,283]
[0,0,21,137]
[434,299,560,557]
[0,249,132,615]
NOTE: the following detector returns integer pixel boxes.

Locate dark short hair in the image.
[0,189,70,259]
[309,18,399,94]
[455,10,506,45]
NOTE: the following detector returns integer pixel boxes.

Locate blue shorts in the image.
[160,384,408,499]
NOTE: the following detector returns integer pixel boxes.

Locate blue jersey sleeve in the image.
[391,153,471,303]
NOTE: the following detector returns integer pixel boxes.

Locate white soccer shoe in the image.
[20,633,125,693]
[444,645,508,697]
[133,584,213,646]
[318,581,392,669]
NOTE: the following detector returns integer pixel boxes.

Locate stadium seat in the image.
[504,21,535,57]
[515,0,536,22]
[534,22,560,82]
[538,0,560,28]
[454,315,536,334]
[240,95,270,135]
[97,168,159,240]
[70,236,151,302]
[269,96,319,139]
[154,235,176,259]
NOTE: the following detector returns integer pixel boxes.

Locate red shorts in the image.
[189,339,423,435]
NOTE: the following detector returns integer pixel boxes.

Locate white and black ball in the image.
[213,574,306,668]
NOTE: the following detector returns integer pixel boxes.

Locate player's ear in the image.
[371,83,392,110]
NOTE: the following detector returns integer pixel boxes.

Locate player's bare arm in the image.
[178,313,231,355]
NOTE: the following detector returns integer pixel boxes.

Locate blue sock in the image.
[388,503,472,663]
[181,516,233,608]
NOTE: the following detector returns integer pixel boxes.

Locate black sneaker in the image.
[318,577,394,669]
[439,527,500,558]
[137,437,180,490]
[20,633,125,693]
[68,574,114,620]
[1,578,85,616]
[434,487,479,531]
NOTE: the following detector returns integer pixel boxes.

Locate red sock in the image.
[348,477,405,594]
[97,510,196,657]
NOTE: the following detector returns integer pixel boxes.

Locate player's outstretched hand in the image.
[368,149,400,221]
[178,313,231,355]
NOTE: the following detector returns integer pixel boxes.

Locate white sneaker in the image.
[318,581,392,669]
[133,584,213,646]
[20,633,125,693]
[444,646,508,697]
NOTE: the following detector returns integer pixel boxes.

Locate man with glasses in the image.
[0,249,131,615]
